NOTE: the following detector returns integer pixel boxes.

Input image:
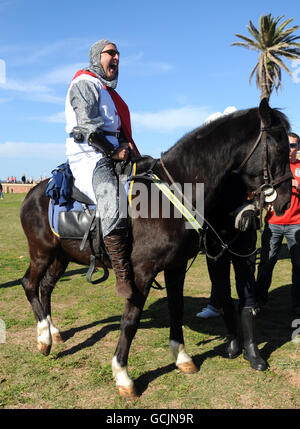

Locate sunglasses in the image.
[101,49,120,57]
[290,143,298,149]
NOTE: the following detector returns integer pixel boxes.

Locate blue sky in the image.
[0,0,299,181]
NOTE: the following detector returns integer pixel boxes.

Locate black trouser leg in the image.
[240,307,267,371]
[207,255,241,358]
[222,298,242,358]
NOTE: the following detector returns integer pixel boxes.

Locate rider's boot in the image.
[222,299,242,359]
[240,306,267,371]
[103,230,134,299]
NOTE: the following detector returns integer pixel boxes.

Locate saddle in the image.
[46,160,138,284]
[58,187,96,238]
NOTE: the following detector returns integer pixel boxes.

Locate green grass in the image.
[0,193,300,409]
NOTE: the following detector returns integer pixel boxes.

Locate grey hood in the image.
[86,39,118,89]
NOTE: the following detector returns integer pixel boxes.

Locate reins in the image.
[159,158,257,261]
[231,129,264,175]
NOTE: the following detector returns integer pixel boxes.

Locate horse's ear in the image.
[258,98,272,127]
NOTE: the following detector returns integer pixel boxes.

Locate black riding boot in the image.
[103,230,134,299]
[240,307,267,371]
[222,300,242,359]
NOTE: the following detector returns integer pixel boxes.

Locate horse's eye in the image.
[277,143,287,155]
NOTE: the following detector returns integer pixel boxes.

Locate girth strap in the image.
[80,210,96,251]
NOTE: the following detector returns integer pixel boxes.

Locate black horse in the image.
[20,99,291,399]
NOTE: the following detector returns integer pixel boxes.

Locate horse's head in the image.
[239,98,292,216]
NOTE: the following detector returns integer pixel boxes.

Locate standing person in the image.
[198,175,267,371]
[65,39,140,299]
[257,132,300,315]
[0,182,4,199]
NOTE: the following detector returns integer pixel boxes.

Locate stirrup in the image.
[86,255,109,284]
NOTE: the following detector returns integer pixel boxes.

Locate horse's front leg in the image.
[112,256,155,400]
[112,292,147,400]
[165,264,198,373]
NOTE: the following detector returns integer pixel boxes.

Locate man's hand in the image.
[112,142,130,161]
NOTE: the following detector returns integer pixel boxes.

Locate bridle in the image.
[232,124,293,206]
[157,123,292,262]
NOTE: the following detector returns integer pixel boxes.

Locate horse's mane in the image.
[163,106,290,159]
[271,107,290,131]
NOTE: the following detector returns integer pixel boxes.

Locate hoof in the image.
[118,385,139,400]
[177,361,199,373]
[37,342,51,356]
[52,332,64,344]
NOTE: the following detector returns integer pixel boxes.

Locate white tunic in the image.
[65,73,121,202]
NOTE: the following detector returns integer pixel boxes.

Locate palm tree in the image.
[232,14,300,100]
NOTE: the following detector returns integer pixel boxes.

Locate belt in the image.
[69,130,120,138]
[101,130,120,138]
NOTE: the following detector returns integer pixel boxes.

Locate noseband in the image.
[232,124,293,203]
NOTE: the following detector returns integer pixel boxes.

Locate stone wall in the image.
[1,183,36,193]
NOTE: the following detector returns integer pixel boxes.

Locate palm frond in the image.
[276,17,296,34]
[267,52,292,76]
[271,42,300,51]
[232,33,260,46]
[279,26,300,39]
[249,62,258,84]
[247,20,260,42]
[231,42,260,52]
[232,13,300,98]
[259,15,267,48]
[271,49,300,61]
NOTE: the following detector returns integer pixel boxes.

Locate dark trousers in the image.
[206,230,257,309]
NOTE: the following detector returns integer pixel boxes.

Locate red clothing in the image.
[266,160,300,225]
[107,87,140,156]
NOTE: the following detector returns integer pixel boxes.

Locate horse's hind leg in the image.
[40,256,68,345]
[22,257,54,355]
[165,264,198,373]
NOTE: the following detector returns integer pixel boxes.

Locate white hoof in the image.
[37,319,51,355]
[117,385,138,400]
[47,316,63,343]
[37,341,51,356]
[177,361,199,373]
[170,340,197,372]
[112,356,134,389]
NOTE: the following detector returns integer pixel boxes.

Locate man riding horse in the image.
[21,95,292,398]
[65,39,139,300]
